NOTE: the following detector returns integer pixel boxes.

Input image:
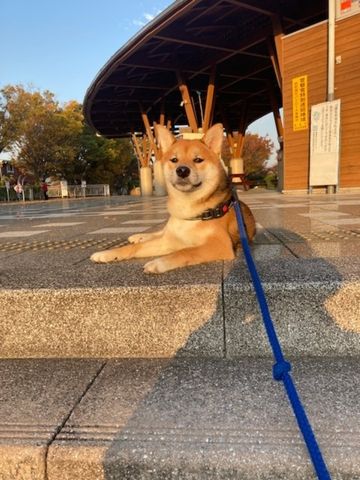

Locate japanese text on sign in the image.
[309,100,341,187]
[292,75,308,131]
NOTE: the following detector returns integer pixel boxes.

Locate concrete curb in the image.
[1,273,359,358]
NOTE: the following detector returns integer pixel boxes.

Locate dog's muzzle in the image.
[176,166,191,178]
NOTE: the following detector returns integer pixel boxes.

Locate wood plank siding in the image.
[335,14,360,187]
[282,15,360,190]
[283,22,328,190]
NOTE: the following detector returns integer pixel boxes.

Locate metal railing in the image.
[48,184,110,198]
[0,184,110,202]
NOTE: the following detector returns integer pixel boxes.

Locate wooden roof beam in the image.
[185,1,224,26]
[219,65,271,91]
[223,0,278,16]
[106,83,171,91]
[154,35,236,53]
[229,87,268,108]
[139,28,272,119]
[121,27,270,77]
[122,62,192,72]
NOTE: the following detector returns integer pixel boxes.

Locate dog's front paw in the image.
[90,250,119,263]
[144,258,168,274]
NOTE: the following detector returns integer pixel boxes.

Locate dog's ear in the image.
[155,125,176,154]
[203,123,224,155]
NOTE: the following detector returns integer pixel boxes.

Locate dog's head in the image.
[156,123,227,195]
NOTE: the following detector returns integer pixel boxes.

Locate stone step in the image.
[1,357,359,479]
[0,254,359,358]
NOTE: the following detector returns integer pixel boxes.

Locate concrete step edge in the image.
[1,357,359,480]
[1,278,360,358]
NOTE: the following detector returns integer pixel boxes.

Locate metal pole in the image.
[327,0,336,194]
[196,90,204,125]
[327,0,336,101]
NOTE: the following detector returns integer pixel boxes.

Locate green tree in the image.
[77,125,137,189]
[1,84,139,189]
[16,100,84,180]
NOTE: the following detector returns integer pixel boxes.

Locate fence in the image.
[0,184,110,202]
[48,184,110,198]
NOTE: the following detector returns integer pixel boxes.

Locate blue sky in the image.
[1,0,278,154]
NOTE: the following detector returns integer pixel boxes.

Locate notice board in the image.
[336,0,360,19]
[292,75,308,131]
[309,100,341,187]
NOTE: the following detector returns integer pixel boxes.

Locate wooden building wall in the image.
[282,15,360,191]
[335,14,360,187]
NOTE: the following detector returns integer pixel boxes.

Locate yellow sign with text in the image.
[292,75,308,131]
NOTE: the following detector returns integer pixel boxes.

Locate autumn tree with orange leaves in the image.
[242,132,274,176]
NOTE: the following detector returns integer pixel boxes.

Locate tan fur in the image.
[90,123,256,274]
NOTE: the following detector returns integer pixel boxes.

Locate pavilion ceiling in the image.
[84,0,327,137]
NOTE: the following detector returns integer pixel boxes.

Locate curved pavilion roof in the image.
[84,0,327,138]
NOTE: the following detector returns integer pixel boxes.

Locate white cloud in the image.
[132,19,146,27]
[132,8,164,28]
[144,12,155,21]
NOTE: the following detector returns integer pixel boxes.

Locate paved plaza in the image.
[1,190,360,236]
[0,195,167,239]
[0,190,360,266]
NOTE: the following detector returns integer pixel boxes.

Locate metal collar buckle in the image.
[201,209,215,220]
[200,201,232,221]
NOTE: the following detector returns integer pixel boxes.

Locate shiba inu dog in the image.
[90,123,256,273]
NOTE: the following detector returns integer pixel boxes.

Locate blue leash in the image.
[232,189,331,480]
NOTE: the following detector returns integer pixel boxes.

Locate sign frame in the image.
[309,99,341,189]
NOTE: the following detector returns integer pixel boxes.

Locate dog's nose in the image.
[176,166,191,178]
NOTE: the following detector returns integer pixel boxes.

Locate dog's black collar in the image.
[191,196,234,221]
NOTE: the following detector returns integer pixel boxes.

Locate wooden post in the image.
[271,15,284,80]
[202,65,216,133]
[159,102,165,126]
[267,81,284,192]
[267,38,282,89]
[235,103,247,157]
[267,82,283,140]
[177,71,198,132]
[140,109,160,161]
[140,109,167,196]
[227,104,251,190]
[131,134,143,167]
[131,133,153,196]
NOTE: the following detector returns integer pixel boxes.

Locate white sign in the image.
[309,100,341,187]
[336,0,360,19]
[60,180,68,198]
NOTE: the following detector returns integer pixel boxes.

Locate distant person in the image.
[41,181,49,200]
[14,183,23,201]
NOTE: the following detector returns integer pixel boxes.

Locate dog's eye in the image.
[194,157,204,163]
[170,157,178,163]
